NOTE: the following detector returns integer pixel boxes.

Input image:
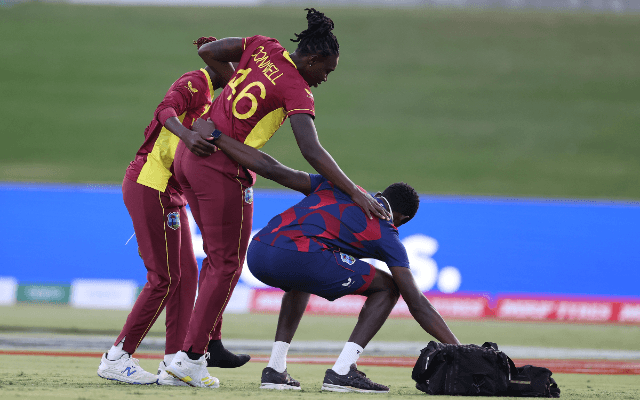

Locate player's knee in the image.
[366,269,400,301]
[386,279,401,302]
[147,272,174,292]
[380,270,400,300]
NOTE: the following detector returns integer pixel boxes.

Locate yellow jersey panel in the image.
[137,113,186,192]
[244,107,287,149]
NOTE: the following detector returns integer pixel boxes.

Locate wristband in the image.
[210,129,223,142]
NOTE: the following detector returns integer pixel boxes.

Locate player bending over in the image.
[194,118,461,393]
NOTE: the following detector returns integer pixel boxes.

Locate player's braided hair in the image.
[193,36,217,49]
[382,183,420,222]
[291,8,339,56]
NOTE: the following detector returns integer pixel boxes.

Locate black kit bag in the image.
[411,341,512,396]
[508,365,560,398]
[412,341,561,397]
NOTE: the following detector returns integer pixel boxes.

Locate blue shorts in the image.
[247,240,375,301]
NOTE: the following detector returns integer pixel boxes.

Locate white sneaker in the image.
[97,353,158,385]
[157,360,188,386]
[165,351,220,388]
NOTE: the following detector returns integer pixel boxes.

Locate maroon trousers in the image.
[117,178,198,355]
[174,142,253,354]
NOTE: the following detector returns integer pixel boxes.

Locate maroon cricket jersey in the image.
[125,68,216,193]
[204,35,316,184]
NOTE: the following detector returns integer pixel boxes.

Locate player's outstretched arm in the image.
[197,37,243,84]
[389,266,461,345]
[165,117,217,157]
[289,113,391,221]
[192,118,312,195]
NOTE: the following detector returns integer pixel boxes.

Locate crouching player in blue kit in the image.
[193,118,461,393]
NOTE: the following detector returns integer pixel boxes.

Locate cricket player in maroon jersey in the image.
[97,38,248,387]
[165,9,391,388]
[192,117,460,393]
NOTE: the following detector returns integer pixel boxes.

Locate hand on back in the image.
[185,118,218,157]
[351,190,392,221]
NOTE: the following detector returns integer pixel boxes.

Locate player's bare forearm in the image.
[290,113,390,220]
[390,267,461,345]
[164,117,191,139]
[165,117,216,157]
[192,118,311,194]
[215,135,312,195]
[206,65,235,89]
[290,114,358,194]
[198,37,243,82]
[410,297,460,345]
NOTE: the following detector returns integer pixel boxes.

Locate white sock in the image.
[332,342,364,375]
[164,353,175,365]
[267,341,290,373]
[107,339,127,361]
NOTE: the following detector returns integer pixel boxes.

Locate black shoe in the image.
[260,367,301,390]
[206,339,251,368]
[322,364,389,393]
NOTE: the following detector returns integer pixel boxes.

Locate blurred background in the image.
[0,0,639,325]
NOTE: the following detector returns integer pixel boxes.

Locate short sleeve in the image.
[155,70,211,124]
[284,87,315,118]
[309,174,326,192]
[378,226,411,268]
[243,35,269,51]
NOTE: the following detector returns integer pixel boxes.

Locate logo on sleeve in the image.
[187,81,198,95]
[340,253,356,265]
[244,187,254,205]
[305,88,314,99]
[167,212,180,230]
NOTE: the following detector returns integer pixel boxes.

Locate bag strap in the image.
[482,342,499,351]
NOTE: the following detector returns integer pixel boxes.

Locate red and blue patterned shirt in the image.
[253,175,411,268]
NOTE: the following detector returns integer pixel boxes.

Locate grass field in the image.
[1,306,639,398]
[2,354,638,400]
[1,3,640,199]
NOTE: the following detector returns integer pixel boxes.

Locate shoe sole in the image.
[165,370,219,388]
[321,383,389,393]
[157,376,189,386]
[165,370,197,387]
[260,383,302,390]
[97,371,157,385]
[158,379,189,387]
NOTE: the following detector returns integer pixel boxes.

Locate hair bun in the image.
[305,8,334,35]
[291,8,339,56]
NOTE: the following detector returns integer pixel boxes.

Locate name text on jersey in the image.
[251,46,284,85]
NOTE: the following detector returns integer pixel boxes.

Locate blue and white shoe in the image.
[97,353,158,385]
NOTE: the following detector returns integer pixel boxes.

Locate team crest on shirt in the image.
[340,253,356,265]
[167,212,180,230]
[244,187,254,205]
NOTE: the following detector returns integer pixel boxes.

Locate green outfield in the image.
[1,3,639,199]
[2,305,640,399]
[1,354,637,400]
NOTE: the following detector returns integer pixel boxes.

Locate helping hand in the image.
[184,118,218,157]
[351,190,392,221]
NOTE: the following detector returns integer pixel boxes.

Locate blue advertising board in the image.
[1,183,638,298]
